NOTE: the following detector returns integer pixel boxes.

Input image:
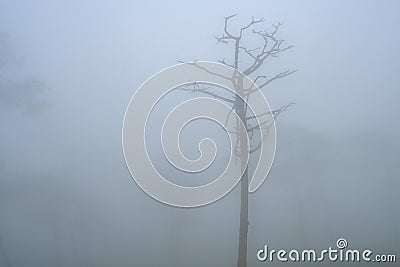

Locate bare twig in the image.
[180,84,236,104]
[258,70,297,89]
[241,24,293,75]
[246,102,295,122]
[272,102,295,119]
[239,16,264,37]
[178,60,233,81]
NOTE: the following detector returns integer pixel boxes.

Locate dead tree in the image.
[182,15,295,267]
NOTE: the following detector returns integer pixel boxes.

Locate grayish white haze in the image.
[0,0,399,266]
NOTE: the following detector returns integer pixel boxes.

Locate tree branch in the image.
[178,60,233,81]
[179,83,236,104]
[258,70,297,89]
[239,16,264,37]
[272,102,295,119]
[241,23,293,75]
[218,58,234,68]
[250,139,262,153]
[224,14,239,40]
[246,102,295,122]
[246,119,272,132]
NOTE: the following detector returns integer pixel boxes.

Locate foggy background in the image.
[0,0,399,266]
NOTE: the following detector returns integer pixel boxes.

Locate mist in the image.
[0,1,399,266]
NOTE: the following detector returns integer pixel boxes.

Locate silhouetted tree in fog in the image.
[182,15,295,267]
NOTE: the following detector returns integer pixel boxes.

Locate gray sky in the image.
[0,1,399,266]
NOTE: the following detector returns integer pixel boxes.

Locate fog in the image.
[0,0,399,266]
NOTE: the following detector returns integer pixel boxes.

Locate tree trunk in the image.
[237,168,249,267]
[235,68,249,267]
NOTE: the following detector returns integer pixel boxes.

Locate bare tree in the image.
[181,15,295,267]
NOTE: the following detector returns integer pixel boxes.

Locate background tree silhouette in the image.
[0,33,48,114]
[182,14,295,267]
